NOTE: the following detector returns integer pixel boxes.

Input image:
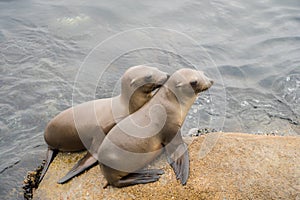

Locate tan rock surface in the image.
[34,133,300,200]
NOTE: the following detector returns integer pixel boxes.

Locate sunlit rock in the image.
[34,133,300,200]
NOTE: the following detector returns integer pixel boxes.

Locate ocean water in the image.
[0,0,299,199]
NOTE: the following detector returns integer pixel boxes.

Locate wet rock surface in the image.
[33,133,300,199]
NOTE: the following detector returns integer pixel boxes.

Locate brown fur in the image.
[40,66,169,184]
[44,66,169,151]
[98,68,213,187]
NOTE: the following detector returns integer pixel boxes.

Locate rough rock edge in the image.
[28,134,300,199]
[23,161,45,200]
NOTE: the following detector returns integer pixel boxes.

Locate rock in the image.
[34,133,300,199]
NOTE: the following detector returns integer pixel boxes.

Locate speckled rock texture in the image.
[34,133,300,200]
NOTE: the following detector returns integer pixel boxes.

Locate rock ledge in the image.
[34,133,300,200]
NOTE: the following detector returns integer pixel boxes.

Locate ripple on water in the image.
[0,13,86,200]
[0,1,300,199]
[225,86,299,134]
[272,73,300,116]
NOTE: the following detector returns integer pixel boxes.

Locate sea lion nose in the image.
[209,79,214,85]
[166,74,170,79]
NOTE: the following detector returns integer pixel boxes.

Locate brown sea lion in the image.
[97,68,213,187]
[39,65,169,183]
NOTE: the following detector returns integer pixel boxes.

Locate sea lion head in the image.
[167,68,213,99]
[121,65,169,113]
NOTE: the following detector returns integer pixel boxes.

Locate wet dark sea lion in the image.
[97,68,213,187]
[39,65,169,183]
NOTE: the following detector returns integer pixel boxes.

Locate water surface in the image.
[0,0,299,199]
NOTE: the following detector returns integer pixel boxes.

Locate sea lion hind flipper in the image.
[39,148,58,184]
[111,169,164,187]
[165,142,190,185]
[57,152,97,184]
[133,168,164,176]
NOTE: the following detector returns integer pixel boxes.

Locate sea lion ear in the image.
[175,81,183,88]
[130,78,136,87]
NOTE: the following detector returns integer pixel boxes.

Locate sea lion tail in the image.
[38,148,57,184]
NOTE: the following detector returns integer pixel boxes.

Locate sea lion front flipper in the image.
[165,131,190,185]
[39,148,58,183]
[57,152,98,184]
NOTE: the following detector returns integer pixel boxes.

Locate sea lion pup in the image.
[39,65,169,184]
[97,68,213,187]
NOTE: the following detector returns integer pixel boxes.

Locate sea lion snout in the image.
[201,78,214,91]
[157,72,170,85]
[142,72,170,93]
[188,72,213,93]
[199,72,214,92]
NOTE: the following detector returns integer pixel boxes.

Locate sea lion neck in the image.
[129,94,149,113]
[120,84,131,101]
[155,85,198,124]
[151,86,175,103]
[119,89,149,114]
[111,95,130,117]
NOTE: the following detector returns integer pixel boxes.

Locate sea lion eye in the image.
[145,75,152,81]
[190,80,198,86]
